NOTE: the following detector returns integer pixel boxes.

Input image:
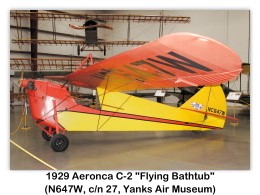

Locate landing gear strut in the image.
[41,127,69,152]
[177,99,185,107]
[177,93,186,107]
[42,127,56,141]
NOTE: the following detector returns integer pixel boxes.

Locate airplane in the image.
[19,32,242,152]
[69,20,113,55]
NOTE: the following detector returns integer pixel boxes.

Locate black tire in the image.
[42,127,56,141]
[50,134,69,152]
[177,99,185,107]
[42,130,52,141]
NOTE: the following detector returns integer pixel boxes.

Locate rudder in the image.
[180,85,227,129]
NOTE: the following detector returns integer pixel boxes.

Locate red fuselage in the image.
[21,79,78,130]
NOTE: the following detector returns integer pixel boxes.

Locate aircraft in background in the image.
[69,20,113,56]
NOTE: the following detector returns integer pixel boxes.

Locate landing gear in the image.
[50,134,69,152]
[41,127,56,141]
[41,126,69,152]
[177,99,185,107]
[177,93,186,107]
[42,131,52,141]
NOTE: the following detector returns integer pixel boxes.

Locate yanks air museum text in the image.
[45,171,216,194]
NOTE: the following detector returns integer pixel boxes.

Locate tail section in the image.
[180,85,227,129]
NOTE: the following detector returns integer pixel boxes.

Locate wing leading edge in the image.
[47,33,242,91]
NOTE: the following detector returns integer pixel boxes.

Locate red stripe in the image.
[66,105,219,129]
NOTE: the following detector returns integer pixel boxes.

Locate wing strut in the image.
[96,75,110,130]
[96,78,142,131]
[97,93,132,131]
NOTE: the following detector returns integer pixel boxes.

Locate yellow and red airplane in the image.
[20,33,242,152]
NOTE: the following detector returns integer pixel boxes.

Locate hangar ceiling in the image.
[10,10,191,72]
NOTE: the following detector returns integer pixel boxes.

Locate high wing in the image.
[47,33,242,92]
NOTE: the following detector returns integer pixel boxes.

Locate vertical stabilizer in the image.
[180,85,227,128]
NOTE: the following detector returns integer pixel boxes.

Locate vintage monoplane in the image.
[20,33,242,152]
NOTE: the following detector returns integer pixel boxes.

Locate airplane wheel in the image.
[177,99,185,107]
[50,134,69,152]
[42,131,52,141]
[42,127,56,141]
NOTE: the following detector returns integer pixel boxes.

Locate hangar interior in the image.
[10,10,250,170]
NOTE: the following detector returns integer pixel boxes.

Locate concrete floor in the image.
[10,105,250,170]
